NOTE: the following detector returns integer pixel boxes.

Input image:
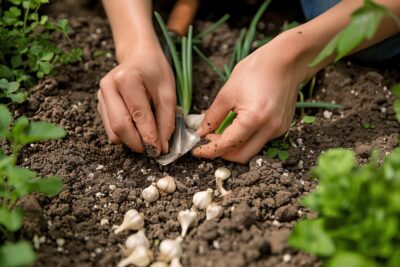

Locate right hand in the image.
[97,46,176,156]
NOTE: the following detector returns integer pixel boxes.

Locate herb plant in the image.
[0,0,82,103]
[0,104,65,267]
[265,139,290,161]
[289,148,400,267]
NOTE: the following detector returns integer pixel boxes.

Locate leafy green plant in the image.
[302,115,316,124]
[0,0,82,103]
[310,0,400,66]
[0,104,65,267]
[265,139,290,161]
[289,148,400,267]
[155,12,193,116]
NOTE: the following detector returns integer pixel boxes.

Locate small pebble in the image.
[323,110,332,119]
[283,254,292,263]
[96,165,104,171]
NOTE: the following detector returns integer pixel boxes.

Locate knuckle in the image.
[113,69,128,85]
[99,77,108,89]
[131,109,146,123]
[110,117,130,136]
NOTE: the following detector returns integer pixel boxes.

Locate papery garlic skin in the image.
[157,176,176,193]
[193,188,213,210]
[159,237,183,262]
[170,258,183,267]
[185,113,205,131]
[206,203,223,220]
[215,167,231,180]
[178,209,197,237]
[117,246,151,267]
[142,183,160,202]
[115,209,144,234]
[150,262,168,267]
[125,229,150,254]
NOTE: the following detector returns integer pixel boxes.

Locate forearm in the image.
[102,0,159,62]
[271,0,400,82]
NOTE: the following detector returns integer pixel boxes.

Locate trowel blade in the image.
[156,111,200,166]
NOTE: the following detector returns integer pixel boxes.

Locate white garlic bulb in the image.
[125,229,150,254]
[117,246,151,267]
[142,183,160,202]
[215,167,231,196]
[185,113,205,131]
[206,203,223,220]
[178,209,197,237]
[150,262,168,267]
[157,176,176,193]
[159,237,183,262]
[170,258,183,267]
[193,188,213,210]
[115,209,144,234]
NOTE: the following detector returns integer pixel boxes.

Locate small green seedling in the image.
[0,104,65,267]
[362,122,375,129]
[302,115,316,124]
[265,140,290,161]
[0,0,82,103]
[155,12,193,116]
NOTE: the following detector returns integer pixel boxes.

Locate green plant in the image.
[0,0,82,103]
[302,115,316,124]
[0,104,65,267]
[265,139,290,161]
[155,12,193,116]
[289,148,400,267]
[310,0,400,66]
[392,84,400,123]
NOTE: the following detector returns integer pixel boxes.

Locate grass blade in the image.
[182,37,189,113]
[195,14,230,40]
[187,25,193,113]
[215,111,237,134]
[193,46,227,82]
[296,102,343,109]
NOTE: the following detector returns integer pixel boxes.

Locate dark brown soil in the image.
[10,2,399,267]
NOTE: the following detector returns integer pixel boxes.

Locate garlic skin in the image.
[157,176,176,193]
[170,258,183,267]
[117,246,151,267]
[150,262,168,267]
[115,209,144,234]
[185,113,205,131]
[142,183,160,202]
[206,203,223,220]
[178,209,197,237]
[193,188,213,210]
[159,237,183,262]
[215,167,231,197]
[125,229,150,253]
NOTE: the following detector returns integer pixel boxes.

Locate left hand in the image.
[193,33,310,164]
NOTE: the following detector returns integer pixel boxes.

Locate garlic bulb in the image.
[115,209,144,234]
[150,262,168,267]
[159,237,183,262]
[193,188,213,210]
[215,167,231,196]
[117,246,151,267]
[157,176,176,193]
[206,203,223,220]
[178,209,197,237]
[125,229,150,254]
[142,183,160,202]
[185,113,205,131]
[170,258,183,267]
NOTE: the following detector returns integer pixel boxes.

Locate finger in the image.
[193,109,264,159]
[97,91,120,144]
[114,72,161,155]
[154,85,176,154]
[197,84,234,137]
[100,79,145,153]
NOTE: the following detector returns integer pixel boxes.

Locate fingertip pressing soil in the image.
[9,1,399,267]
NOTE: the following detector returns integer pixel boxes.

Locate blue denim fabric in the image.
[300,0,400,62]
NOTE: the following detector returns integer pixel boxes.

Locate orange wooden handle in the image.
[167,0,199,36]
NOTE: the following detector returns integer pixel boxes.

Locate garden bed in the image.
[14,2,400,267]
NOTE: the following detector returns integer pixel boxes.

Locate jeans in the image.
[300,0,400,63]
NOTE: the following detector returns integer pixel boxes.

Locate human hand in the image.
[193,33,312,163]
[97,45,176,156]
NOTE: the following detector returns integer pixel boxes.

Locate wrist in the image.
[116,36,161,63]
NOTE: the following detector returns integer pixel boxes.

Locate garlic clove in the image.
[185,113,205,131]
[115,209,144,234]
[150,262,168,267]
[157,176,176,193]
[214,167,231,181]
[142,183,160,202]
[178,209,197,237]
[206,203,223,220]
[170,258,183,267]
[117,246,151,267]
[159,237,183,262]
[193,188,213,210]
[125,229,150,254]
